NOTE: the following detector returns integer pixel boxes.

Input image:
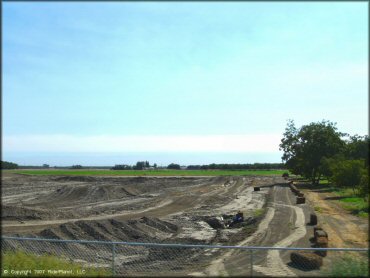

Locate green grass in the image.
[338,197,369,218]
[253,208,266,217]
[324,254,369,277]
[314,206,323,213]
[319,186,369,218]
[2,250,110,276]
[10,169,287,177]
[318,179,330,185]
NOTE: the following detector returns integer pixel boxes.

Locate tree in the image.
[71,165,83,169]
[167,163,180,170]
[133,161,145,170]
[279,120,345,184]
[1,161,18,169]
[42,164,50,168]
[329,159,366,195]
[111,164,131,170]
[344,135,369,166]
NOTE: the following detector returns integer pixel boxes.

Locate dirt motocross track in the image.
[1,173,366,276]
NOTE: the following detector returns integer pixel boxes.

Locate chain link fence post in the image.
[250,249,253,277]
[112,242,115,276]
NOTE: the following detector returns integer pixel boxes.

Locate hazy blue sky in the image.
[3,2,368,166]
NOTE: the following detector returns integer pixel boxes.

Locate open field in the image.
[1,172,368,276]
[7,169,287,176]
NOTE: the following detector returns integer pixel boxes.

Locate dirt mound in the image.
[139,217,178,233]
[2,205,55,221]
[53,176,97,182]
[44,184,137,205]
[32,217,180,242]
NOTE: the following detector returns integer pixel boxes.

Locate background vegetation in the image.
[1,161,19,169]
[11,169,287,176]
[280,119,369,217]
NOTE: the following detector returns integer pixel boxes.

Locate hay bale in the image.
[309,214,318,225]
[290,251,323,269]
[296,197,305,204]
[315,237,328,248]
[315,250,327,257]
[205,217,225,229]
[314,226,323,233]
[298,192,304,197]
[253,187,260,191]
[315,230,328,240]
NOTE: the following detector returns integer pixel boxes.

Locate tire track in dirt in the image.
[2,199,174,229]
[205,206,276,276]
[253,202,306,277]
[204,185,307,277]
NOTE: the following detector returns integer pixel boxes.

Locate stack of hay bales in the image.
[289,182,306,204]
[313,226,329,257]
[290,226,329,270]
[253,187,260,191]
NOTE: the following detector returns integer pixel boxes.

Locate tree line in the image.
[111,162,285,170]
[1,161,19,169]
[280,120,368,197]
[186,163,285,170]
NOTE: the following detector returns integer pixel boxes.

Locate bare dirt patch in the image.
[296,183,368,249]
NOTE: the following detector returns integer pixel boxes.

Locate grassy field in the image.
[318,182,369,218]
[2,250,110,276]
[9,169,287,176]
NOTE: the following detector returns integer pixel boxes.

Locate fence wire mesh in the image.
[1,236,368,277]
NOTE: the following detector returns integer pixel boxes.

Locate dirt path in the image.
[298,184,368,248]
[203,184,312,277]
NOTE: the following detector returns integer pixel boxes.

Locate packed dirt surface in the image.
[2,172,367,276]
[295,182,368,249]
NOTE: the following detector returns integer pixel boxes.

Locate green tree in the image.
[330,159,366,194]
[111,164,131,170]
[344,135,369,166]
[279,120,345,184]
[167,163,180,170]
[133,161,145,170]
[1,161,19,169]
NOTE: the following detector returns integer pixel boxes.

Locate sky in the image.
[2,2,368,166]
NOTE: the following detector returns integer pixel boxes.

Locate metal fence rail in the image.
[1,236,369,277]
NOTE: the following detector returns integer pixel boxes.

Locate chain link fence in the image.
[1,236,368,277]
